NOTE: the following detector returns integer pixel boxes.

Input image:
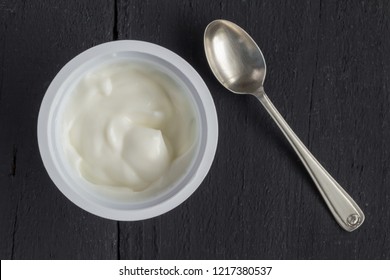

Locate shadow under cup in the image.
[38,41,218,221]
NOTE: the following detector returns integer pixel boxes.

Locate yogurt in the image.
[62,61,197,195]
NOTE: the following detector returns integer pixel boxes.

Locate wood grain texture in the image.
[1,0,389,259]
[0,0,118,259]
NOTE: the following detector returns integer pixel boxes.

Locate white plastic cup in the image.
[38,41,218,221]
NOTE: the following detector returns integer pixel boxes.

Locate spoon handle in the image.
[255,90,364,232]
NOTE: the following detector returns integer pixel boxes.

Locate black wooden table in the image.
[1,0,389,259]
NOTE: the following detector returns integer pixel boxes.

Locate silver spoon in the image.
[204,19,364,232]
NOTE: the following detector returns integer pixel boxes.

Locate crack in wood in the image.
[10,199,19,259]
[117,221,121,259]
[307,0,322,149]
[113,0,118,40]
[10,145,17,177]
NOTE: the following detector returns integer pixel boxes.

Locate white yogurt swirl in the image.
[62,61,197,194]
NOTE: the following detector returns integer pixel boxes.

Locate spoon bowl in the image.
[204,20,266,94]
[204,19,365,232]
